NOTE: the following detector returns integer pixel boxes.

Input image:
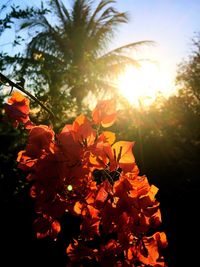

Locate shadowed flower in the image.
[4,91,31,127]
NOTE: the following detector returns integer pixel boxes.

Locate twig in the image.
[0,72,55,119]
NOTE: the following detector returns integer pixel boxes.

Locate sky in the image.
[1,0,200,101]
[113,0,200,101]
[115,0,200,60]
[1,0,200,59]
[114,0,200,80]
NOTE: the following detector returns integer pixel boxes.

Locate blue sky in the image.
[115,0,200,62]
[1,0,200,59]
[1,0,200,93]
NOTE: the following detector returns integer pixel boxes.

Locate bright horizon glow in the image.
[117,61,176,107]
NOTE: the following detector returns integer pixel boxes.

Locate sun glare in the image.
[117,61,175,107]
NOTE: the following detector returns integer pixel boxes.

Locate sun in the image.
[117,61,175,107]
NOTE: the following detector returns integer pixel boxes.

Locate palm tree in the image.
[3,0,151,115]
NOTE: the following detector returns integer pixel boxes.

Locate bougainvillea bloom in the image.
[5,94,168,266]
[92,99,116,127]
[4,91,31,127]
[26,125,54,156]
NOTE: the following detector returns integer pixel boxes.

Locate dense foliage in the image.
[176,34,200,115]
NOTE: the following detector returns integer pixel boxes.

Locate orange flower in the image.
[129,232,168,266]
[111,141,136,173]
[92,99,116,127]
[72,114,96,146]
[4,96,167,265]
[4,91,31,127]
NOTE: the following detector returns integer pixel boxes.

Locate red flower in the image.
[57,124,82,167]
[95,180,113,208]
[4,91,31,127]
[33,215,61,240]
[26,125,54,157]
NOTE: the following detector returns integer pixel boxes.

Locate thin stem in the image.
[0,72,55,119]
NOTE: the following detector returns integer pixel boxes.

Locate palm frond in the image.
[103,41,155,57]
[87,0,116,29]
[19,14,55,33]
[48,0,70,29]
[72,0,91,24]
[91,12,128,45]
[59,0,71,21]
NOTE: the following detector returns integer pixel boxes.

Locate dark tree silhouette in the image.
[176,34,200,115]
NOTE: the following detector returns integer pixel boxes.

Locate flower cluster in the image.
[5,92,167,266]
